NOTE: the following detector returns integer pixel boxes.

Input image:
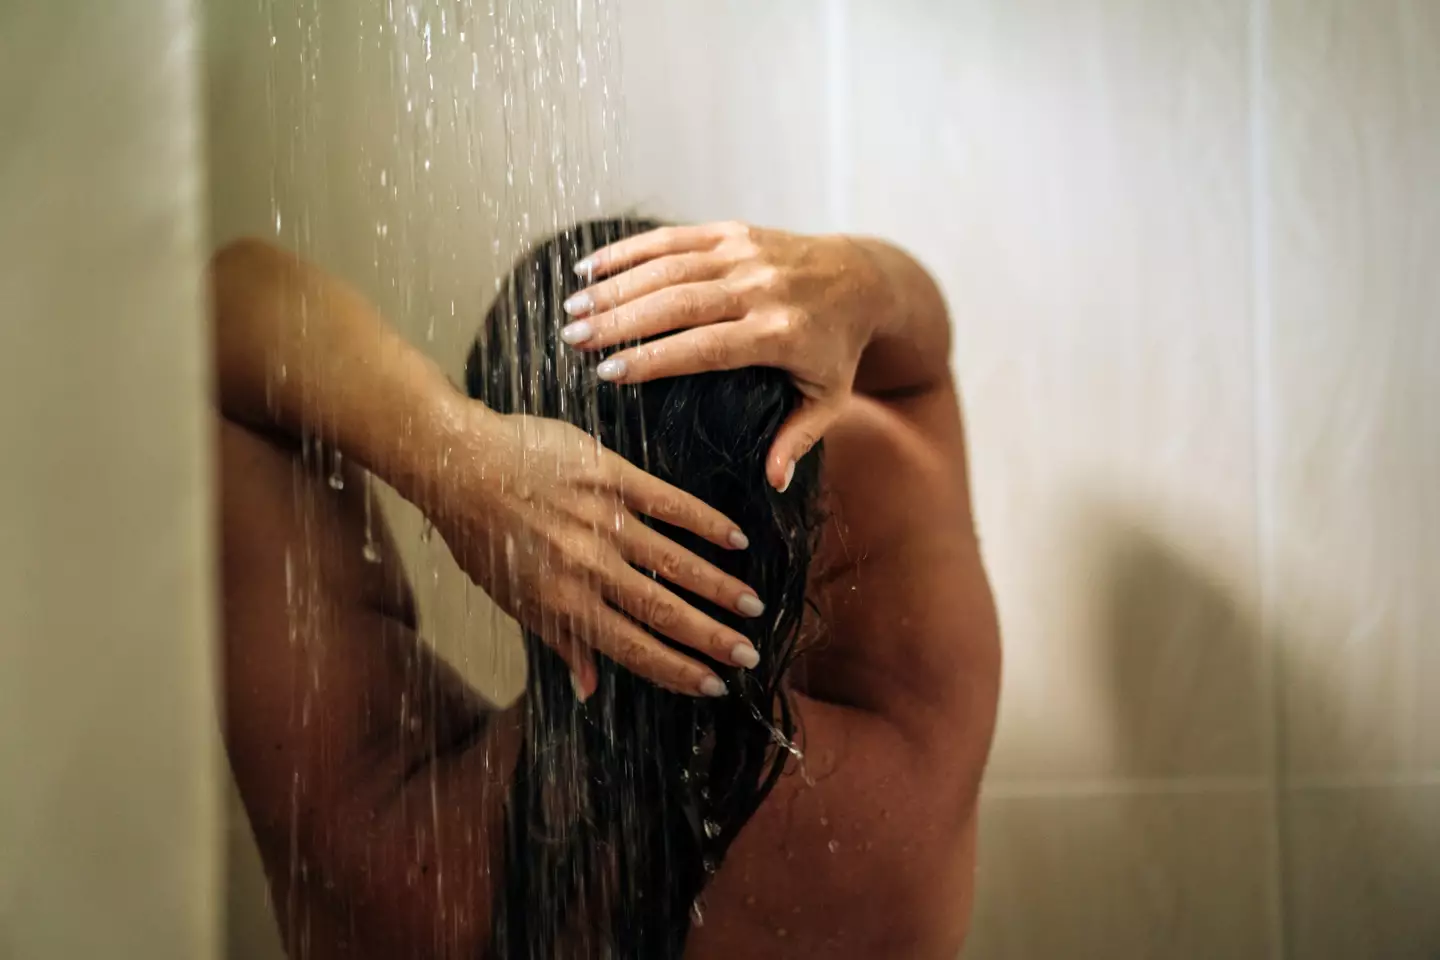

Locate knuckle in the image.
[695,329,729,365]
[723,220,752,239]
[656,257,688,286]
[647,599,678,631]
[672,287,704,320]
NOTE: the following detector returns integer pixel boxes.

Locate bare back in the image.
[221,381,999,959]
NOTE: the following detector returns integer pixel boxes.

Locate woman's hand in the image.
[432,406,766,701]
[555,222,892,491]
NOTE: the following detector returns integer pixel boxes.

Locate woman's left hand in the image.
[557,221,889,491]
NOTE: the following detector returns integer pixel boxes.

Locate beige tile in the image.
[965,790,1277,959]
[1266,0,1440,776]
[616,0,831,231]
[846,0,1263,781]
[1281,784,1440,959]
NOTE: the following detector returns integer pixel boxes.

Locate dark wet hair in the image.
[465,217,822,958]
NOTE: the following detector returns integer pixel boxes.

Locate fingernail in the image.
[596,358,627,381]
[563,292,593,317]
[560,320,593,344]
[700,676,728,698]
[573,258,594,279]
[728,529,750,550]
[570,671,590,703]
[779,460,795,493]
[730,643,761,669]
[736,593,765,618]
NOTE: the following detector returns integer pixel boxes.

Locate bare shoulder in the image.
[686,383,1002,958]
[801,381,999,729]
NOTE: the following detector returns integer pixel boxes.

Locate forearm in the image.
[210,238,466,509]
[851,239,953,397]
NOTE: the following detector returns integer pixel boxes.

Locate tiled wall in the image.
[621,0,1440,956]
[208,0,1440,956]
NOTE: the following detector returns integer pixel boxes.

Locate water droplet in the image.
[362,542,381,564]
[828,840,840,854]
[819,817,829,827]
[703,819,721,839]
[328,472,345,491]
[702,858,716,875]
[420,519,434,544]
[777,928,788,939]
[690,899,704,927]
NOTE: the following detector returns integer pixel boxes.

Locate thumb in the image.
[768,399,840,492]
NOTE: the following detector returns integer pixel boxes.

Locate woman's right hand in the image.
[431,406,766,701]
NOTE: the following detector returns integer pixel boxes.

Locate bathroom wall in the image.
[0,2,220,958]
[621,0,1440,955]
[206,0,1440,957]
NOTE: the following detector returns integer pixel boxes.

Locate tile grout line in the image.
[823,0,850,233]
[1248,0,1288,957]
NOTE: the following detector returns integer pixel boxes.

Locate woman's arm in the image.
[212,237,768,698]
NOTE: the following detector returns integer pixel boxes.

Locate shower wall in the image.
[0,2,219,958]
[206,0,1440,957]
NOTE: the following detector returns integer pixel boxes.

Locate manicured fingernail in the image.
[730,643,761,669]
[574,258,595,279]
[563,292,593,317]
[728,529,750,550]
[779,460,795,493]
[736,594,765,618]
[560,320,593,344]
[700,676,728,698]
[570,671,590,703]
[596,358,627,381]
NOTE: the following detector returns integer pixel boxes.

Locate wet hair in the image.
[465,217,823,959]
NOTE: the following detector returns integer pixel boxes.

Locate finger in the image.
[595,319,773,385]
[568,281,742,352]
[561,253,725,322]
[618,464,751,551]
[550,639,598,702]
[575,224,728,280]
[768,399,841,492]
[582,607,729,698]
[604,568,760,670]
[623,522,765,620]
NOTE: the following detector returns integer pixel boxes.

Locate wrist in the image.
[391,378,494,516]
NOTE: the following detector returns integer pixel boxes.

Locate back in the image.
[685,384,1002,958]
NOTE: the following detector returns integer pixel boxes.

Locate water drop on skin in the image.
[828,840,840,854]
[690,900,704,927]
[703,819,721,839]
[362,541,381,564]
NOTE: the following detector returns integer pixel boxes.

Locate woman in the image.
[216,218,1000,958]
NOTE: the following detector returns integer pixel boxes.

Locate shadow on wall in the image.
[1093,517,1440,959]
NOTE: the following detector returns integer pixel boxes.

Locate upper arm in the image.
[797,381,1000,740]
[219,417,516,958]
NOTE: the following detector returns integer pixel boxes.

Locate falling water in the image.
[254,1,810,956]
